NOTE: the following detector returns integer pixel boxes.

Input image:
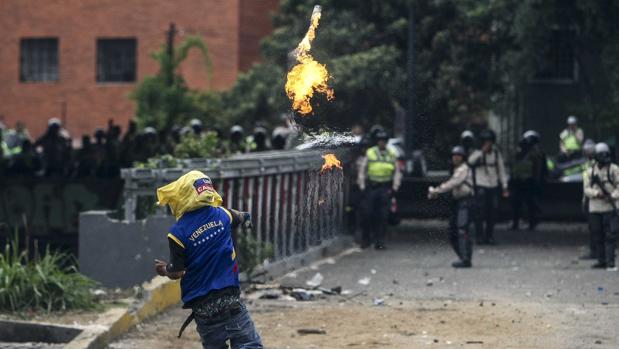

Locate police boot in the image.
[591,262,607,269]
[452,261,472,268]
[605,244,616,271]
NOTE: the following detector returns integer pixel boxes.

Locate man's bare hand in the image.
[155,259,168,277]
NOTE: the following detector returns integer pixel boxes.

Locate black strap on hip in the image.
[178,312,195,338]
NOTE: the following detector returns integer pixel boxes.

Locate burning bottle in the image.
[285,5,335,115]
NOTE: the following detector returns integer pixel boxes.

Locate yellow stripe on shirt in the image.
[221,207,233,223]
[167,233,185,249]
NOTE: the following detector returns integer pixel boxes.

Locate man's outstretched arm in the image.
[155,236,186,280]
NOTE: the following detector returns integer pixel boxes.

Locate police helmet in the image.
[230,125,244,136]
[460,130,474,141]
[567,115,578,125]
[369,125,385,139]
[253,126,267,136]
[479,129,496,142]
[374,130,389,141]
[451,145,466,156]
[48,118,62,127]
[190,118,203,127]
[143,126,157,135]
[594,142,611,164]
[523,130,540,144]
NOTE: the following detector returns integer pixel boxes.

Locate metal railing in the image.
[120,149,349,261]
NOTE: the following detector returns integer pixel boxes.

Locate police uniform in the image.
[582,157,597,259]
[158,172,263,348]
[468,146,508,244]
[583,160,619,269]
[510,139,545,230]
[559,127,584,160]
[357,144,402,248]
[431,161,475,266]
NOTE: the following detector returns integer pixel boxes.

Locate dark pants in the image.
[361,183,391,247]
[590,212,618,267]
[195,306,263,349]
[474,186,499,243]
[510,179,541,229]
[584,200,597,258]
[449,197,473,263]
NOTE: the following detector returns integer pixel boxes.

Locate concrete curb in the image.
[256,236,354,279]
[65,277,181,349]
[65,234,353,348]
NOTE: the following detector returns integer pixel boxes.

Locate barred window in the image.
[20,38,59,82]
[534,30,576,81]
[96,39,137,83]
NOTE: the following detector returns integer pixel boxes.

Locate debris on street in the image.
[297,328,327,335]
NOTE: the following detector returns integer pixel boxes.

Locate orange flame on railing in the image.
[285,5,334,115]
[320,153,343,174]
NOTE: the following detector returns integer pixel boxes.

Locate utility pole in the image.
[406,1,416,155]
[165,22,177,87]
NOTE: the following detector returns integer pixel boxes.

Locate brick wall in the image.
[238,0,279,72]
[0,0,277,140]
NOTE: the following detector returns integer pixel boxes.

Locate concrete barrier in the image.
[79,211,174,288]
[80,149,351,288]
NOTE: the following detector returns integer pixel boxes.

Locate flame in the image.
[285,5,334,115]
[320,153,343,173]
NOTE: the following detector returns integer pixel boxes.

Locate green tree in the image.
[135,1,619,158]
[131,36,214,132]
[219,0,520,162]
[504,0,619,138]
[223,1,409,132]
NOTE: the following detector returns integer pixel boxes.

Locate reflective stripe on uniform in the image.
[366,146,396,183]
[561,132,581,151]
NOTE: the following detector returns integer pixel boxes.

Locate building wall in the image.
[0,0,277,139]
[238,0,279,72]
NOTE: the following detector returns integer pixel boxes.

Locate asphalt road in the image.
[109,220,619,348]
[287,220,619,305]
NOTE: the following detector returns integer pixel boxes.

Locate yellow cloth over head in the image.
[156,170,223,220]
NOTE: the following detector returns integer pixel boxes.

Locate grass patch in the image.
[0,232,100,313]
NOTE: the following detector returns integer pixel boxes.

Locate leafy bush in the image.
[174,131,224,158]
[133,154,181,169]
[0,233,99,312]
[236,227,274,277]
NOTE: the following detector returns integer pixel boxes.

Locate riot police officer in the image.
[357,130,402,249]
[428,146,475,268]
[580,139,597,259]
[559,116,584,162]
[229,125,245,154]
[510,130,546,231]
[583,143,619,271]
[468,129,509,244]
[460,130,476,156]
